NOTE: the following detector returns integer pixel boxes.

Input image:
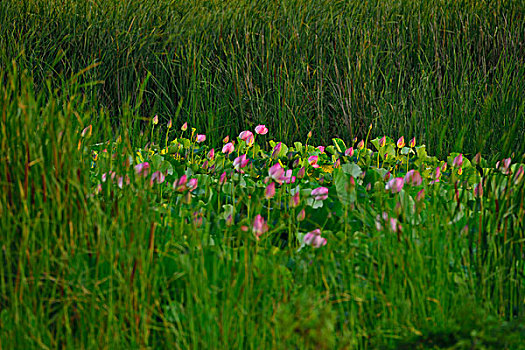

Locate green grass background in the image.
[1,0,524,158]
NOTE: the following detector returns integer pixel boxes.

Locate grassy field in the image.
[2,0,524,157]
[1,0,525,348]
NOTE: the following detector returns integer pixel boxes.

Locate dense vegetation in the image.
[1,0,524,157]
[1,0,524,348]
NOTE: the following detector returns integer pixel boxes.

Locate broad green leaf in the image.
[332,138,347,153]
[333,168,351,205]
[341,163,363,178]
[400,147,414,155]
[294,142,303,153]
[326,145,336,155]
[160,160,174,175]
[370,137,381,151]
[151,153,164,169]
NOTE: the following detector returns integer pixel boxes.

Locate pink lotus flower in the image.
[196,134,206,143]
[233,154,249,171]
[134,162,150,177]
[219,172,227,184]
[290,192,300,207]
[473,152,481,165]
[187,178,198,191]
[297,209,306,221]
[452,154,463,168]
[389,218,401,233]
[152,115,159,125]
[173,175,188,191]
[150,171,166,185]
[253,214,269,239]
[500,157,511,174]
[117,176,124,189]
[379,136,386,147]
[317,146,325,153]
[357,140,365,150]
[255,124,268,135]
[238,130,254,146]
[345,147,354,157]
[430,167,441,184]
[272,142,282,158]
[308,155,320,168]
[409,137,416,148]
[268,163,285,183]
[334,158,341,168]
[397,136,405,148]
[181,122,188,131]
[297,166,306,179]
[222,142,235,154]
[283,169,296,184]
[207,148,215,160]
[265,182,276,199]
[303,229,327,248]
[385,177,404,193]
[416,189,425,201]
[404,170,422,186]
[311,186,329,201]
[167,119,172,129]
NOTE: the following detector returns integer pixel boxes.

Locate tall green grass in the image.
[1,0,524,158]
[1,68,524,348]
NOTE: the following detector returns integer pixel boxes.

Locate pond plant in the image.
[1,0,525,344]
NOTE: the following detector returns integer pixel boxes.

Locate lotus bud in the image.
[290,192,300,207]
[473,152,481,165]
[297,209,306,221]
[196,134,206,143]
[265,182,276,199]
[255,124,268,135]
[452,154,463,168]
[397,136,405,148]
[379,136,386,147]
[297,166,306,179]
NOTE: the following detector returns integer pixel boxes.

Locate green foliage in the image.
[1,1,525,347]
[1,0,524,157]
